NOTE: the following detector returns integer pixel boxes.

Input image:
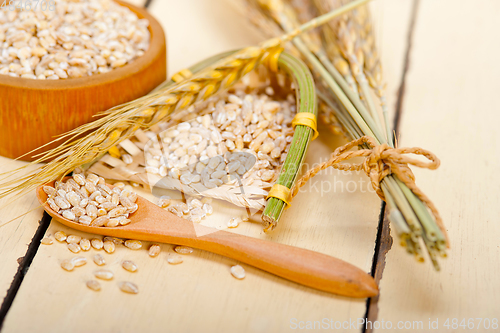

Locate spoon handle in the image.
[38,184,377,298]
[193,229,378,298]
[142,210,378,298]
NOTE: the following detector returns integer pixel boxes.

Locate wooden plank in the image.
[0,0,148,321]
[0,158,45,309]
[369,0,416,126]
[121,0,146,7]
[3,133,381,333]
[147,0,264,76]
[2,1,413,332]
[364,0,417,326]
[375,0,500,331]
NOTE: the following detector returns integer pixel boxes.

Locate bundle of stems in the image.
[240,0,448,269]
[0,1,367,211]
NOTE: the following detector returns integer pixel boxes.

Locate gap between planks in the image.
[0,0,152,328]
[363,0,420,331]
[0,212,51,330]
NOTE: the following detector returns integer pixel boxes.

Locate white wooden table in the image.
[0,0,499,332]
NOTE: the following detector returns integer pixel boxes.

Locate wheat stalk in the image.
[240,0,448,269]
[0,0,370,201]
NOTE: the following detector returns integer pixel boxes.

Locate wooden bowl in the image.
[0,0,167,161]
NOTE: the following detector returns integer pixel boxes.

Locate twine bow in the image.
[290,136,448,242]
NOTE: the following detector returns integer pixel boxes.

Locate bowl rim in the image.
[0,0,165,91]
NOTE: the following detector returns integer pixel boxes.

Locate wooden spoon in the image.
[37,181,378,298]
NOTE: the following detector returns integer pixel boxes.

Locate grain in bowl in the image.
[0,0,150,79]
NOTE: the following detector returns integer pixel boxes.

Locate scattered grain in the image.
[230,265,246,279]
[60,260,74,272]
[66,235,81,244]
[122,260,138,272]
[167,255,183,265]
[40,237,53,245]
[94,269,114,280]
[118,281,139,294]
[174,245,193,255]
[103,241,115,254]
[86,280,101,292]
[91,238,104,250]
[68,243,81,253]
[148,244,161,257]
[124,240,142,250]
[80,238,91,251]
[93,254,106,266]
[54,231,67,242]
[71,256,87,267]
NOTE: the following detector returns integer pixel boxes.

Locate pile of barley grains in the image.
[88,70,297,210]
[162,196,214,224]
[146,90,294,189]
[43,171,138,227]
[0,0,150,79]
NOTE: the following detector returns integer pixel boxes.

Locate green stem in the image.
[262,52,317,230]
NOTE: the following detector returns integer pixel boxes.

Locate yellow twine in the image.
[266,184,291,208]
[292,112,319,140]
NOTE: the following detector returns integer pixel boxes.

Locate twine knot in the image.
[290,136,447,242]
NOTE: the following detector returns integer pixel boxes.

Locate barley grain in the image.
[104,237,124,245]
[55,196,71,210]
[73,174,85,186]
[230,265,246,279]
[103,241,115,254]
[122,260,138,272]
[71,256,87,267]
[124,240,142,250]
[94,269,114,280]
[42,186,56,196]
[118,281,139,294]
[148,244,161,257]
[86,280,101,292]
[61,260,74,272]
[91,238,103,250]
[174,245,193,255]
[66,235,81,244]
[91,215,109,227]
[167,255,183,265]
[47,198,60,213]
[93,254,106,266]
[227,217,242,228]
[40,237,53,245]
[119,218,131,226]
[80,238,91,251]
[54,231,67,242]
[68,243,81,253]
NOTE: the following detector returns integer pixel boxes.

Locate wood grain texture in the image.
[365,0,416,327]
[0,157,45,308]
[0,1,166,160]
[1,0,414,332]
[369,0,415,127]
[148,0,265,76]
[375,0,500,331]
[3,131,382,333]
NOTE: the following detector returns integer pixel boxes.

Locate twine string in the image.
[290,136,448,242]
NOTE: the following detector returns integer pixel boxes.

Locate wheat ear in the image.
[0,0,370,200]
